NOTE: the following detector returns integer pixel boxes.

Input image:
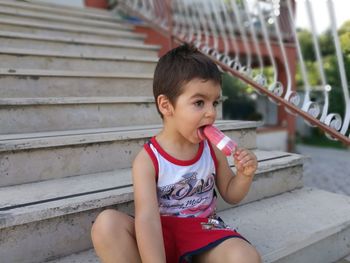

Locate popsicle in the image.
[198,125,237,156]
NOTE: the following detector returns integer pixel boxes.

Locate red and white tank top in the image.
[144,137,218,218]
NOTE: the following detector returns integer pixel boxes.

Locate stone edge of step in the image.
[0,120,261,152]
[0,31,161,50]
[45,248,98,263]
[0,68,154,78]
[0,151,304,229]
[0,96,226,105]
[0,7,133,31]
[7,0,114,16]
[46,187,350,263]
[0,96,156,105]
[0,0,118,21]
[220,187,350,262]
[0,17,146,39]
[0,151,303,208]
[0,47,159,62]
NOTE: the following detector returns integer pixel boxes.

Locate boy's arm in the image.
[132,148,166,263]
[213,145,258,205]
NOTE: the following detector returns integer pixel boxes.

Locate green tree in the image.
[221,73,262,121]
[298,29,315,61]
[296,20,350,120]
[339,21,350,54]
[318,30,335,57]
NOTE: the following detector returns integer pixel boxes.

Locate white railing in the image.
[119,0,350,145]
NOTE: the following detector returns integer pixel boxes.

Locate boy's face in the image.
[170,78,221,144]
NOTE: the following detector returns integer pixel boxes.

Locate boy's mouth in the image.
[197,126,207,141]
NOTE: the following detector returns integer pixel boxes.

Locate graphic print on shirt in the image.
[145,137,218,218]
[157,171,216,217]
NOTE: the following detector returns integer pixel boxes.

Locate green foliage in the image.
[338,20,350,36]
[297,20,350,115]
[298,29,315,61]
[296,20,350,147]
[340,32,350,54]
[222,19,350,132]
[295,62,321,88]
[297,128,347,149]
[318,30,335,57]
[221,73,262,121]
[323,54,350,115]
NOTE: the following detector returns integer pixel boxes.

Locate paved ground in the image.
[296,144,350,196]
[295,144,350,262]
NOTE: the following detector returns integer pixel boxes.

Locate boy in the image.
[91,44,261,263]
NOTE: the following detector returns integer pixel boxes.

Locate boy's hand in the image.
[233,148,257,177]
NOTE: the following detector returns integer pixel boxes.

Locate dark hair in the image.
[153,44,221,117]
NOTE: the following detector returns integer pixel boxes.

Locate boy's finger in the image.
[242,160,257,167]
[238,156,253,164]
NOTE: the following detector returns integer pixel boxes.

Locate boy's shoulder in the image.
[132,146,158,182]
[133,144,155,169]
[133,146,149,165]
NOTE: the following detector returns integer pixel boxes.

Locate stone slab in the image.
[0,99,160,133]
[0,69,154,98]
[49,188,350,263]
[0,96,223,133]
[0,35,158,57]
[0,30,159,50]
[0,120,258,151]
[0,15,137,37]
[0,150,302,229]
[220,188,350,263]
[0,201,134,263]
[0,0,119,22]
[0,18,145,42]
[0,121,258,186]
[0,6,131,31]
[0,49,157,73]
[0,153,305,262]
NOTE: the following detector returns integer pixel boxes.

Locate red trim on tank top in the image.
[144,142,159,181]
[150,137,204,166]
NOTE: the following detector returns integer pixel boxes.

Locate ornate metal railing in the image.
[119,0,350,145]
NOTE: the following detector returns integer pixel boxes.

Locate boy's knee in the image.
[229,245,261,263]
[222,239,261,263]
[91,209,130,242]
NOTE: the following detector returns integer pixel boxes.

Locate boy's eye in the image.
[213,101,219,107]
[194,100,204,107]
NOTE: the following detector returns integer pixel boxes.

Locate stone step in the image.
[221,188,350,263]
[47,188,350,263]
[0,6,133,31]
[0,151,304,217]
[0,31,160,57]
[0,151,304,263]
[0,120,258,187]
[0,17,145,43]
[0,96,223,134]
[0,69,154,98]
[0,48,157,73]
[3,0,114,17]
[0,97,160,134]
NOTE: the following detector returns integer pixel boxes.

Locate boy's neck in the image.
[156,127,200,161]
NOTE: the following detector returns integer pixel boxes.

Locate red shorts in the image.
[160,215,249,263]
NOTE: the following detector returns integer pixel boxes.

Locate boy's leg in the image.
[192,238,261,263]
[91,209,141,263]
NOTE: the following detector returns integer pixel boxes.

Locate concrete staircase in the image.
[0,1,349,263]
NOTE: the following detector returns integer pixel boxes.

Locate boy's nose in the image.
[205,106,217,119]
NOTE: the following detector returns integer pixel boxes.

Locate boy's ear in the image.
[157,95,174,117]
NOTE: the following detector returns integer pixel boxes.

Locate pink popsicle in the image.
[198,125,237,156]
